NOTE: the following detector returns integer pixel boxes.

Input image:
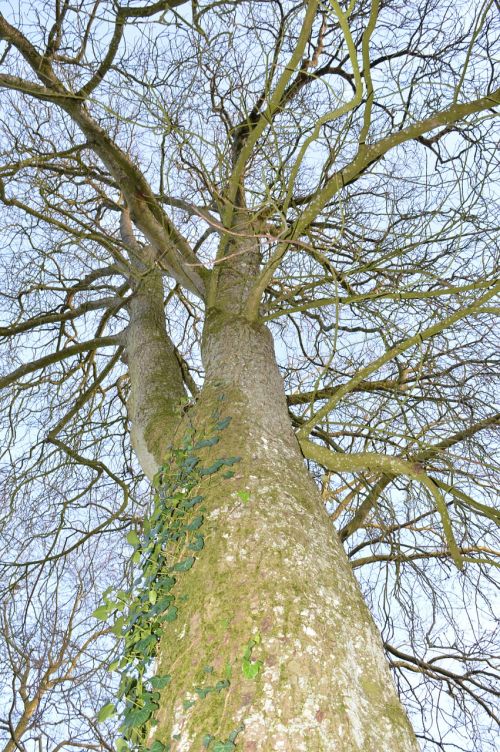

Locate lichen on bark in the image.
[121,299,419,751]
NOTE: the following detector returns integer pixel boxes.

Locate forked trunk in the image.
[144,310,419,751]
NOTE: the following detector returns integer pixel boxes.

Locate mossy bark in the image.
[130,308,419,751]
[126,266,186,479]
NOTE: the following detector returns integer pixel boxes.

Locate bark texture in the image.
[126,264,186,479]
[127,302,419,751]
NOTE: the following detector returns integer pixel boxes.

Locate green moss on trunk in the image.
[115,315,419,751]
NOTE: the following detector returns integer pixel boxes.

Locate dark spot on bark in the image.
[316,708,326,722]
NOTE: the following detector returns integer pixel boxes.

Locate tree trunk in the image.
[126,263,186,480]
[129,304,419,751]
[120,221,419,750]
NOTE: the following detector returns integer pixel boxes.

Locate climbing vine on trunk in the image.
[95,399,243,751]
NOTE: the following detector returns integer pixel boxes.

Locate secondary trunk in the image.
[131,309,419,751]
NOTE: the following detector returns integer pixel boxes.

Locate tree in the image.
[0,0,498,750]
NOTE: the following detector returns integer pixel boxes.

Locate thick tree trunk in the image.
[136,309,419,751]
[121,222,418,750]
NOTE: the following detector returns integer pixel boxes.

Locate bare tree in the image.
[0,0,498,750]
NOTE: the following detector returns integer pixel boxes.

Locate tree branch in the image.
[299,437,463,568]
[296,281,500,437]
[0,336,120,390]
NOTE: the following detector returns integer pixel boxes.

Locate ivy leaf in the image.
[216,417,231,430]
[117,674,136,699]
[185,515,203,531]
[149,675,172,689]
[212,742,235,752]
[115,739,130,752]
[237,490,250,503]
[194,436,219,449]
[120,704,154,731]
[139,690,159,708]
[180,495,204,510]
[157,576,176,591]
[111,616,126,636]
[242,640,255,660]
[150,742,168,752]
[172,557,195,572]
[214,679,230,692]
[92,605,111,621]
[199,459,225,476]
[154,595,173,613]
[202,734,214,748]
[181,455,199,472]
[160,606,178,623]
[242,658,262,679]
[135,634,157,655]
[195,686,212,699]
[126,530,140,547]
[148,589,157,605]
[188,535,204,552]
[228,724,245,743]
[97,702,116,722]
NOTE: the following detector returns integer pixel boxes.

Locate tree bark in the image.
[127,299,419,750]
[126,264,186,480]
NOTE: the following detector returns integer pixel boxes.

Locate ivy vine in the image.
[93,404,242,751]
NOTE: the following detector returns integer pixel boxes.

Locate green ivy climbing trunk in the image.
[124,305,420,751]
